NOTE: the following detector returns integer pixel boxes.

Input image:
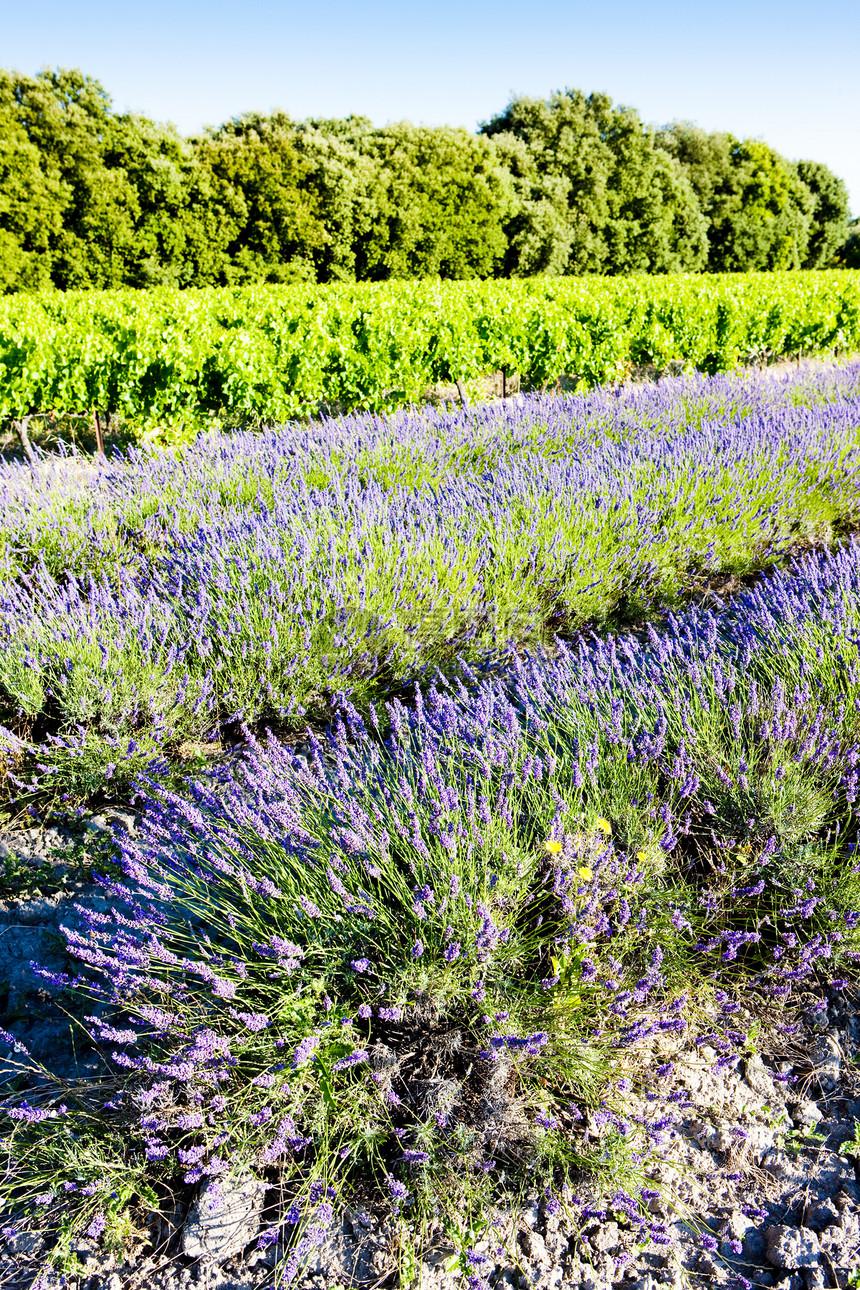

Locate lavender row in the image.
[1,362,860,803]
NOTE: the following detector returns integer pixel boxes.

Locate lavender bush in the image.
[4,527,860,1280]
[0,362,859,807]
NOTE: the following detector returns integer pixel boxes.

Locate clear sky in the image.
[4,0,858,215]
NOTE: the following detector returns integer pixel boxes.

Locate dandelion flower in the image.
[596,818,611,834]
[578,867,593,881]
[544,839,562,854]
[636,851,647,862]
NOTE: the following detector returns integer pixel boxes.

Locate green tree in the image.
[0,65,852,291]
[658,124,813,271]
[481,91,707,276]
[795,159,850,268]
[712,140,811,271]
[290,117,381,282]
[345,122,511,280]
[483,131,575,276]
[0,72,66,291]
[8,68,144,288]
[596,100,707,274]
[103,114,230,288]
[481,91,613,274]
[0,67,232,291]
[838,218,860,268]
[193,112,325,284]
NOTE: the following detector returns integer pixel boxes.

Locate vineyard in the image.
[2,271,859,442]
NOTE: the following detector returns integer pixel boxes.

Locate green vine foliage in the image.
[0,273,858,442]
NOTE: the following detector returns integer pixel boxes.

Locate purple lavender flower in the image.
[176,1112,204,1129]
[387,1175,410,1202]
[332,1049,368,1072]
[4,1101,67,1123]
[292,1036,320,1068]
[234,1011,270,1031]
[0,1029,30,1056]
[177,1145,206,1165]
[211,978,237,1000]
[85,1213,106,1241]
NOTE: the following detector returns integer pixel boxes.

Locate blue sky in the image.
[5,0,859,214]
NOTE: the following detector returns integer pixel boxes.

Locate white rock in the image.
[521,1197,541,1228]
[182,1177,266,1261]
[813,1151,857,1192]
[5,1229,44,1256]
[579,1269,609,1290]
[304,1217,391,1284]
[690,1118,725,1152]
[760,1148,814,1188]
[765,1224,820,1270]
[518,1227,550,1265]
[745,1122,777,1161]
[810,1035,841,1092]
[743,1054,777,1102]
[591,1220,620,1253]
[724,1208,755,1242]
[789,1099,823,1127]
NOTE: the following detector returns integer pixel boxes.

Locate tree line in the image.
[1,67,856,293]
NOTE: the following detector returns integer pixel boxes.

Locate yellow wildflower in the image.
[544,839,562,854]
[596,818,611,834]
[578,867,593,881]
[636,851,647,862]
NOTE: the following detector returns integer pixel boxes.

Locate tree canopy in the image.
[480,91,709,275]
[0,68,853,291]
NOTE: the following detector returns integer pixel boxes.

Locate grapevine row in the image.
[1,272,858,441]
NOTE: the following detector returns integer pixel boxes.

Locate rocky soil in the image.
[0,812,138,1084]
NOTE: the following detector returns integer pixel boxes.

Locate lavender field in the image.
[3,362,860,1287]
[1,363,859,805]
